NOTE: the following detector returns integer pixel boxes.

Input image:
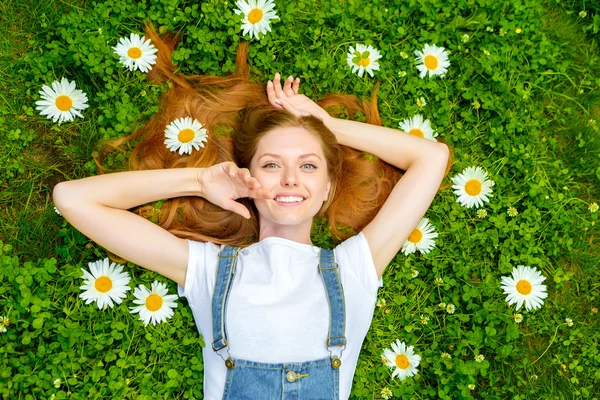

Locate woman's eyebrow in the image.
[258,153,321,161]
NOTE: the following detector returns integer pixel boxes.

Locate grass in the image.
[1,0,599,398]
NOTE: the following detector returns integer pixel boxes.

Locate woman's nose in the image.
[282,170,298,186]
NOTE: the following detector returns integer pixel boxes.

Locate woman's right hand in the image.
[196,161,275,219]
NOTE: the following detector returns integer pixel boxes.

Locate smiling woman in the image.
[53,22,452,400]
[85,23,424,251]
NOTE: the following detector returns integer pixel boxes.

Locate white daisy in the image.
[414,44,451,78]
[233,0,280,40]
[35,78,89,124]
[129,281,178,326]
[53,378,61,388]
[401,217,438,255]
[382,339,421,381]
[113,33,158,73]
[451,166,495,208]
[474,354,485,362]
[500,265,548,311]
[398,114,439,142]
[79,258,131,310]
[347,43,382,78]
[164,117,209,155]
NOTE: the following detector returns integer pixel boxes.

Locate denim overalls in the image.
[211,244,347,400]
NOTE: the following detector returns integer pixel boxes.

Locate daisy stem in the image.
[529,323,561,366]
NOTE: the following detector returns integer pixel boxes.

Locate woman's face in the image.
[249,126,331,226]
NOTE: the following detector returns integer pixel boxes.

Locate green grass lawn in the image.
[1,0,599,398]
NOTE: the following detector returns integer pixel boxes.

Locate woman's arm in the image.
[52,168,202,287]
[324,117,450,280]
[324,116,444,171]
[55,168,201,210]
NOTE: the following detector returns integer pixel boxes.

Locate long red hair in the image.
[93,23,454,262]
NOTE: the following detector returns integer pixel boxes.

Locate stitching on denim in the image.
[332,248,347,346]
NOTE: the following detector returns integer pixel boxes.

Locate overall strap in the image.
[318,247,347,368]
[211,244,240,367]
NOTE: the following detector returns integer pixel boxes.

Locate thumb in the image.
[227,200,251,219]
[275,98,311,117]
[273,98,301,116]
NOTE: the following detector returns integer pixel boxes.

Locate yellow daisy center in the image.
[94,276,113,293]
[55,95,73,112]
[408,228,423,243]
[248,8,263,24]
[146,294,163,312]
[127,47,142,59]
[516,280,532,295]
[408,128,424,137]
[395,354,410,369]
[465,179,482,196]
[424,55,439,70]
[178,128,195,143]
[357,57,371,67]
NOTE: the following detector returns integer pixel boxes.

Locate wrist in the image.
[322,116,344,144]
[194,168,208,197]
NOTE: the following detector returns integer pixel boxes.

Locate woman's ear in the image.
[324,177,332,201]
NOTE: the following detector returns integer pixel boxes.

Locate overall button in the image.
[286,371,297,382]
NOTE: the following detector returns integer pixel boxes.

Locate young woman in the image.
[53,25,452,400]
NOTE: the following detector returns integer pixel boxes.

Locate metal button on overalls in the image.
[286,371,297,382]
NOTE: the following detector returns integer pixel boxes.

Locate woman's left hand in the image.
[266,72,332,124]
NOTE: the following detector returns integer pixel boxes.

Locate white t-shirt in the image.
[177,231,384,400]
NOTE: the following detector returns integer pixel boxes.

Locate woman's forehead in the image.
[255,127,324,158]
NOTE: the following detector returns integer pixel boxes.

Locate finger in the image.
[273,97,302,117]
[283,75,294,97]
[266,80,277,102]
[227,162,237,178]
[267,81,284,110]
[246,176,261,190]
[231,202,251,219]
[273,72,284,99]
[237,167,252,183]
[292,77,300,95]
[250,186,275,200]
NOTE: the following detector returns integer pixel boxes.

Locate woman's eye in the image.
[262,163,317,169]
